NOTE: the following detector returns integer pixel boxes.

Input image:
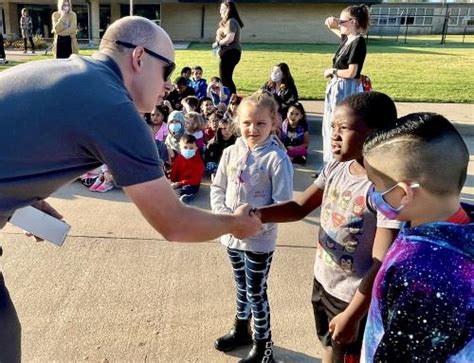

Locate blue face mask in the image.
[181,149,196,159]
[169,123,182,134]
[368,183,419,220]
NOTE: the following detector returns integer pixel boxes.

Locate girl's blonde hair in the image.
[185,112,205,131]
[235,90,278,125]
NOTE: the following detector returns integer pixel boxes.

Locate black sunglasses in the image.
[115,40,176,81]
[338,18,353,26]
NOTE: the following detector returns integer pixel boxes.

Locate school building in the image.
[1,1,472,44]
[0,0,381,44]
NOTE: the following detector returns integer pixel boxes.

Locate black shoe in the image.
[293,156,307,165]
[215,316,252,352]
[311,172,319,178]
[239,338,275,363]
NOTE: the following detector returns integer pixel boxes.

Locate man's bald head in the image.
[100,16,174,61]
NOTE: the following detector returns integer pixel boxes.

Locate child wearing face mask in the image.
[361,113,473,362]
[255,91,401,363]
[262,62,299,119]
[281,102,310,165]
[165,110,185,160]
[170,134,204,204]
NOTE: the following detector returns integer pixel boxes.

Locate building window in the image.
[449,8,472,26]
[120,5,160,26]
[371,7,434,27]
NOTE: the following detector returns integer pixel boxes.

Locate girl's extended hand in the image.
[328,312,359,345]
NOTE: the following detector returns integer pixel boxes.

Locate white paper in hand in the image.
[9,206,71,246]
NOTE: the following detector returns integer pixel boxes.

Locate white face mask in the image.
[270,70,283,83]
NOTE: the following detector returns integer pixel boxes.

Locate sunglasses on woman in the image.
[115,40,176,81]
[338,18,353,26]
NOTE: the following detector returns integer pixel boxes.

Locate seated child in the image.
[191,66,208,99]
[361,113,473,362]
[204,110,223,144]
[256,91,402,363]
[207,76,231,110]
[205,119,237,177]
[165,110,185,159]
[144,110,170,171]
[148,104,170,142]
[184,112,205,150]
[166,76,195,111]
[170,134,204,203]
[280,102,310,165]
[181,96,200,115]
[223,94,242,122]
[89,164,115,193]
[181,66,192,86]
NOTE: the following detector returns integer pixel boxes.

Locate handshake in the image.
[230,204,263,240]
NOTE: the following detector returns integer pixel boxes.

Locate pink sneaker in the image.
[89,176,104,191]
[94,181,114,193]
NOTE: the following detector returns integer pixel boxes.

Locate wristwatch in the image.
[332,68,338,77]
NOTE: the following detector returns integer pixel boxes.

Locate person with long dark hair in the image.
[321,4,370,165]
[212,0,243,95]
[263,62,299,119]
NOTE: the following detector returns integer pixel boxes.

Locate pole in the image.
[130,0,133,16]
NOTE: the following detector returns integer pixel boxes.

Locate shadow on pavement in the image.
[225,344,321,362]
[0,272,21,363]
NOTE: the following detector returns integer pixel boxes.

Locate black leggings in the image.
[0,33,6,59]
[23,37,35,52]
[219,48,241,95]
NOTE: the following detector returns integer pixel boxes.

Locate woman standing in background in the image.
[321,4,369,165]
[52,0,78,58]
[212,0,243,95]
[20,8,35,54]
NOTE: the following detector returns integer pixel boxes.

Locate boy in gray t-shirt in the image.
[256,92,401,363]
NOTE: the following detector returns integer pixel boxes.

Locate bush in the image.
[4,34,50,50]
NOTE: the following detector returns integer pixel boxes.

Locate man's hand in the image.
[329,312,360,345]
[26,200,64,242]
[231,204,262,240]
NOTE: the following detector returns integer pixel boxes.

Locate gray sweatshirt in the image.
[210,136,293,252]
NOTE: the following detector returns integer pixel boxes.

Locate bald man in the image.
[0,16,260,361]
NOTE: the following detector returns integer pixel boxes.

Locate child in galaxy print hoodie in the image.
[361,113,473,362]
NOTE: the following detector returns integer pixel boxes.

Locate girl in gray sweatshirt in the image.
[210,90,293,363]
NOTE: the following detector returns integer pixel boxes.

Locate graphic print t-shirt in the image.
[313,161,401,302]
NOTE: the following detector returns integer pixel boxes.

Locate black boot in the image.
[239,338,275,363]
[214,316,252,352]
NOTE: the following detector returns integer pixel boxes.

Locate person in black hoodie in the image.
[205,119,237,178]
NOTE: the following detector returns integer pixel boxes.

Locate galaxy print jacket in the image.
[362,204,473,362]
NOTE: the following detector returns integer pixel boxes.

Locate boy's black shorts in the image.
[311,278,367,362]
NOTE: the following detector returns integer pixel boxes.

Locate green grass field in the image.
[2,39,473,103]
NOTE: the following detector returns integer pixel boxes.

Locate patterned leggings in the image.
[227,247,274,340]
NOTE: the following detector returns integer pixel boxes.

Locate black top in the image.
[165,86,195,111]
[332,35,367,79]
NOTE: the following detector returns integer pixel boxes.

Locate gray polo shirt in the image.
[0,53,163,227]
